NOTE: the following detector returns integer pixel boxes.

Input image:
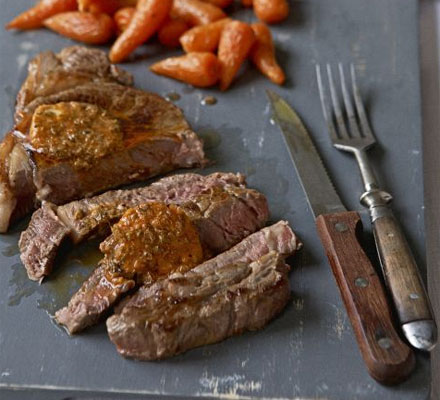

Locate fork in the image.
[316,63,437,351]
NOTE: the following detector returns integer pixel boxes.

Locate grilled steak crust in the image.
[15,46,133,123]
[54,185,269,334]
[20,173,246,281]
[106,221,300,360]
[0,46,205,233]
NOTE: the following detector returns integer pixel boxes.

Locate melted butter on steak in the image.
[100,203,204,284]
[29,102,123,169]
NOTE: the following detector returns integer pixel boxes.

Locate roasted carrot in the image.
[114,7,136,33]
[201,0,234,8]
[250,22,285,85]
[158,19,190,48]
[118,0,138,6]
[109,0,173,63]
[78,0,118,14]
[218,20,255,91]
[150,52,221,87]
[78,0,138,14]
[171,0,226,26]
[253,0,289,24]
[6,0,77,30]
[241,0,253,7]
[44,11,115,44]
[179,18,230,53]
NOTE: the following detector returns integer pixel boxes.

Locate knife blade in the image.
[267,90,415,385]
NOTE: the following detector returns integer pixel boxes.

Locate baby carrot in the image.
[78,0,117,14]
[158,19,190,48]
[44,11,115,44]
[201,0,234,8]
[109,0,173,63]
[171,0,226,26]
[118,0,138,6]
[250,22,285,85]
[6,0,77,30]
[253,0,289,24]
[114,7,135,33]
[179,18,231,53]
[218,20,255,91]
[150,52,221,87]
[78,0,138,14]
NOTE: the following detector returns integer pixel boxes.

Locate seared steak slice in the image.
[106,221,300,360]
[0,48,205,232]
[19,82,206,204]
[18,204,70,283]
[15,46,133,123]
[20,173,246,281]
[55,264,135,333]
[59,172,245,243]
[55,185,269,334]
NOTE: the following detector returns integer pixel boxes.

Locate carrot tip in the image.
[5,21,19,30]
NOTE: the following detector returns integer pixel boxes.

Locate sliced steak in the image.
[59,172,245,243]
[55,264,136,333]
[55,185,269,334]
[0,47,205,232]
[18,204,70,283]
[15,46,133,123]
[20,172,246,281]
[18,82,206,205]
[106,221,300,360]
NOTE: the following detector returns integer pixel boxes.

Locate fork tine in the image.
[338,63,362,138]
[350,64,375,140]
[316,64,339,142]
[326,64,350,139]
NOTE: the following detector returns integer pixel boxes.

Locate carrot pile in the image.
[6,0,288,90]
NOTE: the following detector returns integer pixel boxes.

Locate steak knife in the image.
[267,90,415,385]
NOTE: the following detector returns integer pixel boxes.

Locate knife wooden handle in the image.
[373,214,432,324]
[316,211,415,385]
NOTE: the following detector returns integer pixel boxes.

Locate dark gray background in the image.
[0,0,431,399]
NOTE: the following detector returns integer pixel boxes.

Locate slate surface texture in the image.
[0,0,431,399]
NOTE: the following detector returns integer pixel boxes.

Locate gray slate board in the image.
[419,1,440,399]
[0,0,431,399]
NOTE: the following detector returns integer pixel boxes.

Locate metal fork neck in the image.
[354,149,378,192]
[354,149,393,221]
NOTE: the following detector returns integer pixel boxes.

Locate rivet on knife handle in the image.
[316,211,415,385]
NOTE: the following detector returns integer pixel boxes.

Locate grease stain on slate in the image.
[201,96,217,106]
[198,129,222,150]
[165,92,181,102]
[7,240,101,315]
[2,242,19,257]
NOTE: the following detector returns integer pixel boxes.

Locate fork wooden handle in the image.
[316,211,415,385]
[373,213,434,324]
